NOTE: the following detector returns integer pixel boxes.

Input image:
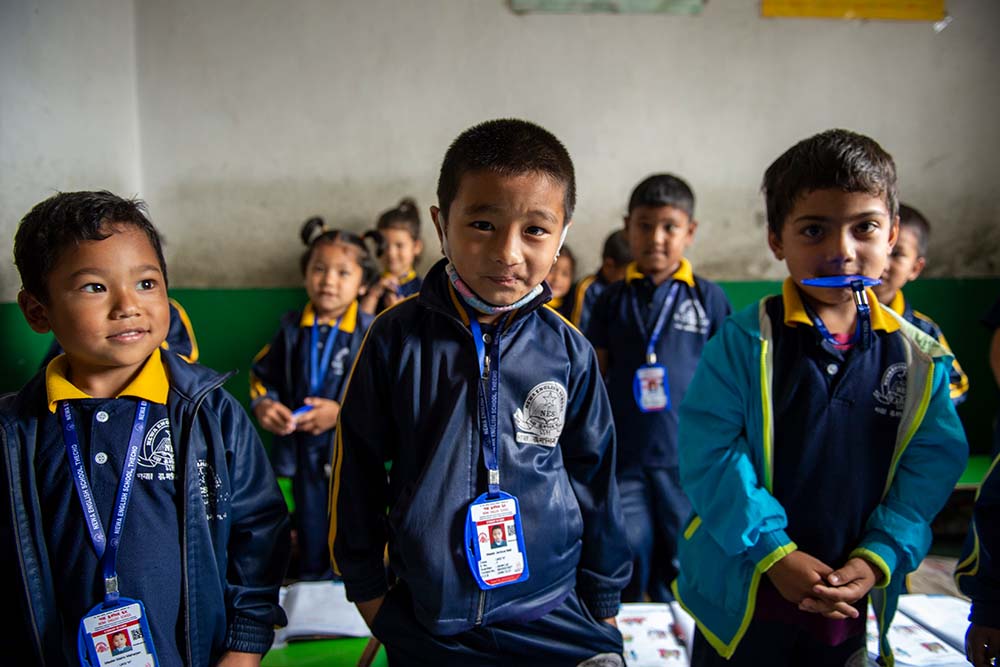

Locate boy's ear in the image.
[413,238,424,256]
[622,215,630,230]
[887,215,900,250]
[430,206,446,253]
[17,290,52,334]
[685,219,699,246]
[910,255,927,281]
[767,228,785,261]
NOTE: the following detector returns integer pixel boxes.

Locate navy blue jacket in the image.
[330,260,631,635]
[0,352,290,666]
[957,453,1000,628]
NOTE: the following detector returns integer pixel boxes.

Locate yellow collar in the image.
[625,258,695,287]
[549,296,564,309]
[781,278,899,333]
[887,290,906,316]
[299,300,359,333]
[46,348,170,413]
[385,269,417,285]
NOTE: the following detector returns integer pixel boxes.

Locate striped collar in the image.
[387,269,418,286]
[46,348,170,413]
[781,278,899,333]
[625,258,695,287]
[299,300,359,333]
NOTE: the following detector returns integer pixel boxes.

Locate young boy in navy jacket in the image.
[957,453,1000,667]
[569,229,631,333]
[586,174,731,603]
[2,191,289,667]
[674,130,967,666]
[872,203,969,405]
[331,119,632,666]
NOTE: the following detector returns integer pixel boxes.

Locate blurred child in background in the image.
[360,198,424,315]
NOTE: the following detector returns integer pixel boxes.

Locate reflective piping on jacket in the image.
[881,339,932,501]
[170,298,200,363]
[954,453,1000,586]
[758,298,775,492]
[328,293,419,575]
[570,274,597,325]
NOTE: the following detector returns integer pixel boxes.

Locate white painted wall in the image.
[1,0,141,300]
[3,0,998,300]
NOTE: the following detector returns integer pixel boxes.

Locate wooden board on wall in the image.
[761,0,945,20]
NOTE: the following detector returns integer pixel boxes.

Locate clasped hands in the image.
[766,550,882,620]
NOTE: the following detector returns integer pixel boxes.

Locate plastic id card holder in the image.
[78,598,159,667]
[464,491,530,590]
[633,363,670,413]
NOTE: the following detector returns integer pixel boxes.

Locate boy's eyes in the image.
[137,279,157,290]
[524,226,549,237]
[801,225,824,239]
[854,220,879,234]
[470,220,494,231]
[81,283,106,293]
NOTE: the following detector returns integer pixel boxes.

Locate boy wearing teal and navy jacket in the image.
[674,130,967,667]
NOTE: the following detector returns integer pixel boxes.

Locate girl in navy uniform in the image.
[545,244,576,320]
[251,217,377,580]
[360,197,424,315]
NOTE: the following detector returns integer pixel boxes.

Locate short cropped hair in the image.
[898,203,930,257]
[601,229,632,266]
[13,190,167,302]
[437,119,576,224]
[762,129,898,236]
[627,174,695,219]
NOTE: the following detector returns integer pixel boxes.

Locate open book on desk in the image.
[273,580,370,646]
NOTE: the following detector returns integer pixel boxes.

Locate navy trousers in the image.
[618,467,689,602]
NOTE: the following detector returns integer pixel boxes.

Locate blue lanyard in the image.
[631,282,682,364]
[463,303,507,499]
[801,279,873,351]
[310,316,342,396]
[59,399,149,607]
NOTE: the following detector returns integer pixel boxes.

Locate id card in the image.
[464,491,530,590]
[633,364,670,413]
[78,598,159,667]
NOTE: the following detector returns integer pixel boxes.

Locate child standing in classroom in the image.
[586,174,731,603]
[872,202,969,404]
[360,198,424,315]
[3,191,289,666]
[956,451,1000,667]
[331,119,632,666]
[675,129,968,666]
[251,218,377,580]
[545,244,576,319]
[570,229,632,333]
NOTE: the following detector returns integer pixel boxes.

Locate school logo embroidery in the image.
[137,418,174,481]
[197,459,229,522]
[672,299,709,334]
[331,347,351,377]
[514,381,567,447]
[873,362,907,416]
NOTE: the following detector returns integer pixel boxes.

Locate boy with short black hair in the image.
[2,191,289,667]
[586,173,731,603]
[675,130,967,666]
[872,202,969,404]
[331,119,631,666]
[569,229,632,333]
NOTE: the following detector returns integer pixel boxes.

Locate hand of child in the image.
[294,397,340,435]
[600,616,619,629]
[799,556,880,619]
[966,623,1000,667]
[215,650,262,667]
[252,399,295,436]
[765,549,834,606]
[356,595,385,631]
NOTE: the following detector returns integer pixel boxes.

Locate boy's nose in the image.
[111,289,141,317]
[830,230,857,266]
[494,228,523,265]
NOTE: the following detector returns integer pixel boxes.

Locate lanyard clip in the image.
[489,469,500,487]
[850,279,869,310]
[646,352,658,365]
[105,575,119,596]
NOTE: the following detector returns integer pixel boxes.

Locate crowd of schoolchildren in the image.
[2,118,996,667]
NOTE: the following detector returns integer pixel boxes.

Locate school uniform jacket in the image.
[956,453,1000,629]
[330,259,632,635]
[249,301,374,476]
[673,281,967,666]
[569,270,610,334]
[887,290,969,405]
[0,351,290,667]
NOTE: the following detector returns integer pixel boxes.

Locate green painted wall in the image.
[3,278,998,453]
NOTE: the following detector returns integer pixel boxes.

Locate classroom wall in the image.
[0,0,142,299]
[2,0,999,303]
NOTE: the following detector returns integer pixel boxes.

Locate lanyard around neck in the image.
[462,301,508,499]
[60,399,149,606]
[310,316,342,395]
[631,281,682,364]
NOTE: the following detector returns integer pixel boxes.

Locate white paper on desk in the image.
[866,607,966,666]
[274,581,370,643]
[897,594,970,652]
[616,603,688,666]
